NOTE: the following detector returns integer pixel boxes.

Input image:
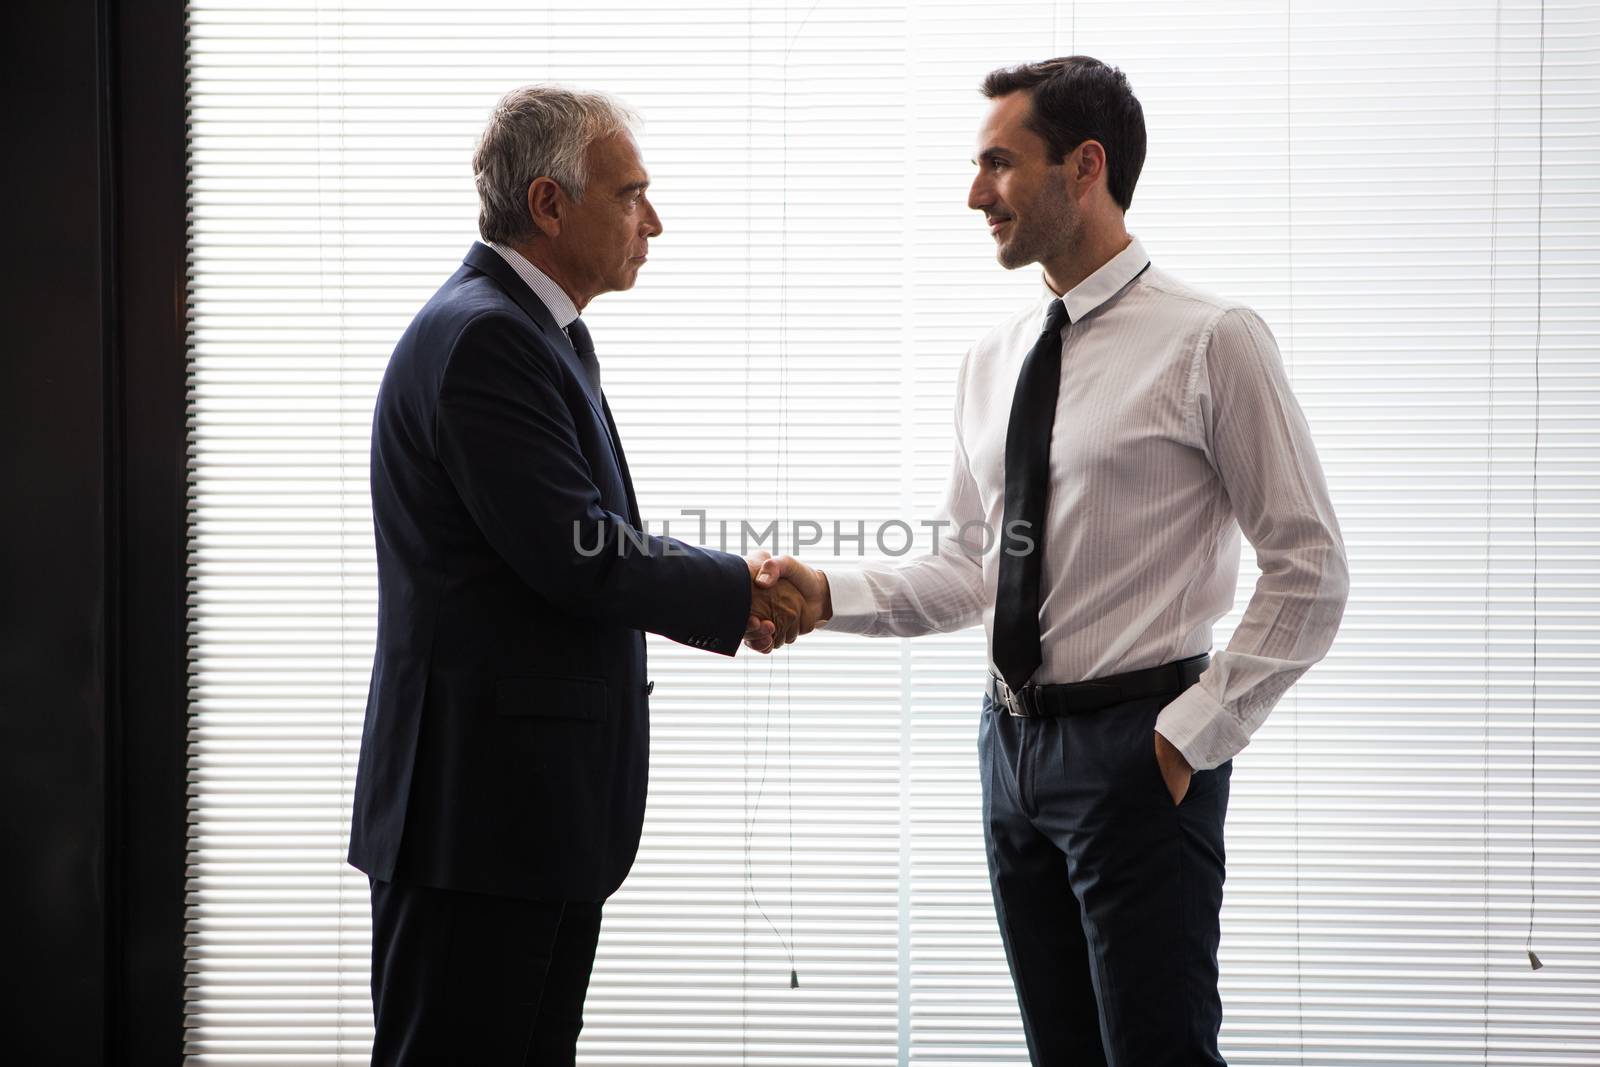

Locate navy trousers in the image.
[979,682,1233,1066]
[368,877,602,1066]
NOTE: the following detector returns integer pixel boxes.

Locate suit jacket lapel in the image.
[462,242,638,523]
[463,243,607,419]
[600,395,641,525]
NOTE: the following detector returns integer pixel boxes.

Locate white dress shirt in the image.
[823,234,1349,772]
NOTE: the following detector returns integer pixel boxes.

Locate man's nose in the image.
[967,173,992,212]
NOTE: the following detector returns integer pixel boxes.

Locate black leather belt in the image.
[987,652,1210,718]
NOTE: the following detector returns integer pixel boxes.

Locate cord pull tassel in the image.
[790,969,800,989]
[1528,949,1544,971]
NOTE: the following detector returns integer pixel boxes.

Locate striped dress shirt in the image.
[823,234,1350,773]
[487,240,579,330]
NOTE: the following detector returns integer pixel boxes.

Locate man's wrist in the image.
[818,570,833,622]
[1155,729,1194,775]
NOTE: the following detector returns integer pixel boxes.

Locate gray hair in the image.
[472,85,638,244]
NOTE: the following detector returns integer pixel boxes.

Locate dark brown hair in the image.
[982,56,1147,212]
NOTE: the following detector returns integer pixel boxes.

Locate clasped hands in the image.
[743,552,830,653]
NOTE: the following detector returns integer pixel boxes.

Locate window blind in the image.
[184,0,1600,1063]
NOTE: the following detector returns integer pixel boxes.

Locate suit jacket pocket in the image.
[494,674,608,723]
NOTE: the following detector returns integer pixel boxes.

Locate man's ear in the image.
[526,176,565,239]
[1073,141,1106,188]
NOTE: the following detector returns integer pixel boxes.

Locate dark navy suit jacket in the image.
[348,242,750,902]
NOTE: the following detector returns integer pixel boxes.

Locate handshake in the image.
[742,552,831,653]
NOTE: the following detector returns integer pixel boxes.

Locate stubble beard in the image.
[995,172,1080,271]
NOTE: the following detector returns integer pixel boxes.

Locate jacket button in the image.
[645,681,655,696]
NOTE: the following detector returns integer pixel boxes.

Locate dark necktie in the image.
[992,297,1071,693]
[565,316,602,397]
[564,316,640,525]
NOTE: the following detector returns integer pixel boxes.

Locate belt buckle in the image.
[994,676,1034,717]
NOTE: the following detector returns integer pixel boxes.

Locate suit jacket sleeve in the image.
[434,310,751,655]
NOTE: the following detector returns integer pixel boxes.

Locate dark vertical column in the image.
[109,0,189,1060]
[1,1,112,1061]
[1,0,111,1062]
[0,0,188,1061]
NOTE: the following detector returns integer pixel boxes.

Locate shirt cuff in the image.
[1154,678,1253,772]
[817,569,876,634]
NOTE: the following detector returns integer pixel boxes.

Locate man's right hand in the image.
[743,552,806,652]
[745,555,831,654]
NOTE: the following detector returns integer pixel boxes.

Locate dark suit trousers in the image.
[368,877,602,1066]
[979,680,1233,1067]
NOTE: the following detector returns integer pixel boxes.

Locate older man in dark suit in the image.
[348,85,810,1065]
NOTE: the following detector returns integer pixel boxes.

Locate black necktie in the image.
[992,298,1071,693]
[565,316,640,525]
[565,316,602,397]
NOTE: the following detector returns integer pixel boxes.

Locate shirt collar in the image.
[1043,233,1151,325]
[486,240,580,328]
